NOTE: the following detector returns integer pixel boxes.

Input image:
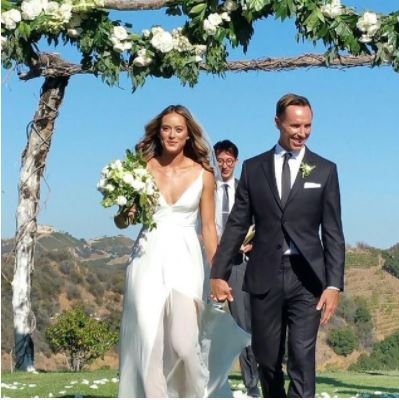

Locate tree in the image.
[350,330,399,371]
[46,304,118,372]
[327,326,359,356]
[2,0,398,371]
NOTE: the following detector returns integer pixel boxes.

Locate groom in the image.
[210,93,345,397]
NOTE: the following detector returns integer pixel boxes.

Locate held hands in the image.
[240,243,253,254]
[210,279,234,302]
[316,288,340,325]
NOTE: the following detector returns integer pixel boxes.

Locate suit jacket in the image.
[211,146,345,295]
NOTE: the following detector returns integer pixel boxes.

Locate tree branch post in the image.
[12,76,69,371]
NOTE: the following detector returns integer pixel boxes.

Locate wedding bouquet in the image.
[97,150,159,230]
[242,224,255,247]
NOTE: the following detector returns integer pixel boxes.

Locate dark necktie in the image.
[281,152,292,252]
[222,183,229,232]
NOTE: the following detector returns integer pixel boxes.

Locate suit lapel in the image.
[260,148,283,211]
[285,147,314,208]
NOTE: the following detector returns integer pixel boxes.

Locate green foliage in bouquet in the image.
[98,150,159,230]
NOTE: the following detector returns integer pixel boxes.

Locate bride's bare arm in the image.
[200,170,218,265]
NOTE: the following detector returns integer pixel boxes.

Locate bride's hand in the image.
[114,205,136,229]
[126,205,137,224]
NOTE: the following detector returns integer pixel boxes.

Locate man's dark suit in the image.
[211,146,345,397]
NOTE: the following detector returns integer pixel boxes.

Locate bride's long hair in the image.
[136,105,214,173]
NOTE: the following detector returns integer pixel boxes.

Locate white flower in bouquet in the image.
[116,195,127,206]
[142,29,151,38]
[144,181,156,196]
[110,159,123,170]
[122,172,135,185]
[97,178,106,192]
[131,179,145,191]
[151,30,174,53]
[134,167,148,178]
[1,9,22,30]
[98,150,160,230]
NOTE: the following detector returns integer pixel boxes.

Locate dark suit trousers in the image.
[250,255,322,398]
[228,258,259,390]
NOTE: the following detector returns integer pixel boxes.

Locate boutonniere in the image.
[300,162,316,178]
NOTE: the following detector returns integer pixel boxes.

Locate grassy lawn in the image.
[1,370,399,398]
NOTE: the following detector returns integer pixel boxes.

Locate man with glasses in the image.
[214,140,260,398]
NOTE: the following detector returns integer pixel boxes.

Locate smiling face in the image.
[159,112,189,155]
[216,150,238,181]
[275,105,313,151]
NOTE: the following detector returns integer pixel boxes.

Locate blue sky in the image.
[2,0,399,248]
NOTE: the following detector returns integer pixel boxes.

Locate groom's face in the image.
[275,105,313,151]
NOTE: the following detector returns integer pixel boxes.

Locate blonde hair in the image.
[136,105,214,173]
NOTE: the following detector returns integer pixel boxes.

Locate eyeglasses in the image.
[217,158,236,167]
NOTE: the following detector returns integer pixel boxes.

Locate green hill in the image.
[2,230,398,371]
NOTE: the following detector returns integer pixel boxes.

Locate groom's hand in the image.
[317,288,340,325]
[210,279,234,302]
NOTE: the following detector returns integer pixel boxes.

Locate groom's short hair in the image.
[276,93,312,118]
[214,140,239,159]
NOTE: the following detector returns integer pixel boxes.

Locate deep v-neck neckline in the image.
[152,169,203,207]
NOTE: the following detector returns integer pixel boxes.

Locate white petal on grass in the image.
[59,391,66,394]
[374,392,383,395]
[81,379,90,385]
[111,377,119,383]
[90,384,99,389]
[48,393,54,397]
[28,384,37,387]
[70,380,78,384]
[65,385,73,388]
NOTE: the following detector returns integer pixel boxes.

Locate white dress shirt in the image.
[215,176,236,240]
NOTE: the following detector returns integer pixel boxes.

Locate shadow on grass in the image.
[316,376,399,394]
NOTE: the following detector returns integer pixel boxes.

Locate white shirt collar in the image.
[217,176,235,188]
[275,142,305,160]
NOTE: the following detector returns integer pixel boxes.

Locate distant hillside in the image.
[1,227,133,371]
[2,230,398,371]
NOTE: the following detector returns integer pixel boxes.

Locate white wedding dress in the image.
[118,169,250,398]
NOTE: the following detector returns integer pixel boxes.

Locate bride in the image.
[115,105,247,398]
